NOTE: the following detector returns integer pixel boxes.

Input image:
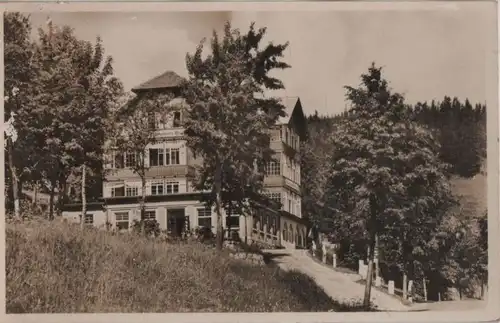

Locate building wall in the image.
[97,101,305,248]
[280,216,307,249]
[62,210,107,229]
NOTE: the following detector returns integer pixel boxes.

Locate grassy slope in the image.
[450,171,487,215]
[6,220,341,313]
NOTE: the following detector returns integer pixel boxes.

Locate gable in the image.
[278,97,307,139]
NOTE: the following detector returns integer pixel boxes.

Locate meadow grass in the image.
[6,220,342,313]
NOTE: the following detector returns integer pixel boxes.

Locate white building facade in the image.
[62,71,308,249]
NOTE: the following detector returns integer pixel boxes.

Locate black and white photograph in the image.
[2,1,498,320]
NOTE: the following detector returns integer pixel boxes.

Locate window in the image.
[266,161,280,176]
[165,181,179,194]
[111,186,125,197]
[227,215,240,228]
[265,192,282,206]
[149,148,164,166]
[115,212,129,230]
[151,181,164,195]
[125,186,138,197]
[144,210,156,221]
[173,111,182,127]
[270,129,280,141]
[113,152,124,169]
[281,192,287,210]
[166,148,180,165]
[197,207,212,228]
[125,152,137,168]
[83,214,93,226]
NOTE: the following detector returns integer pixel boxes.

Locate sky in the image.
[28,3,497,116]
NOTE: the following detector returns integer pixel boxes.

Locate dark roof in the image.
[277,96,300,125]
[132,71,186,92]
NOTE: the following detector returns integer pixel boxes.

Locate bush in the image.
[195,226,215,243]
[131,219,161,237]
[6,221,341,313]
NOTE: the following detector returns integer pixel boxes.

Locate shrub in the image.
[131,219,161,237]
[6,221,341,313]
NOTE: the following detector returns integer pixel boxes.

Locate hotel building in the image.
[62,71,308,249]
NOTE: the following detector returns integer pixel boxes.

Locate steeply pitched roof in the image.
[132,71,186,92]
[277,96,301,125]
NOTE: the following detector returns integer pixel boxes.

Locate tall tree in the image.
[30,22,123,219]
[113,92,175,232]
[64,36,124,226]
[184,21,290,250]
[323,63,453,308]
[4,12,40,219]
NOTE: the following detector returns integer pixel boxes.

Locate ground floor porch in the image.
[61,195,309,249]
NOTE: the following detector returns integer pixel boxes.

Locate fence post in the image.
[388,280,395,295]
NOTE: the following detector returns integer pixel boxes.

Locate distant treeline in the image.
[306,96,487,179]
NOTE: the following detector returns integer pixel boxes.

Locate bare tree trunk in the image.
[363,194,378,310]
[49,180,56,220]
[7,138,21,220]
[140,175,146,234]
[33,180,39,209]
[81,164,87,229]
[375,234,380,278]
[214,162,224,250]
[363,230,376,309]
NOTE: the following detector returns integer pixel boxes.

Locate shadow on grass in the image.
[277,269,379,312]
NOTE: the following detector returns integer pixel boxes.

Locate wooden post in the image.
[408,280,413,303]
[358,259,364,275]
[388,280,395,295]
[403,272,408,300]
[423,277,428,302]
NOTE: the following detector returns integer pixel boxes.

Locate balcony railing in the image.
[104,182,198,198]
[105,165,194,180]
[252,228,280,247]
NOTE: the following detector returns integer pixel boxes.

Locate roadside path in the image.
[264,249,409,312]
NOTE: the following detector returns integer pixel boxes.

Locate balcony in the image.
[106,165,194,181]
[264,175,300,194]
[103,182,204,202]
[154,128,185,140]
